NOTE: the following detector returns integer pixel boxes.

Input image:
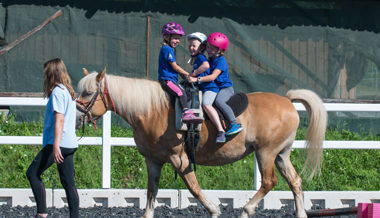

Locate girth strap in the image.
[185,123,200,172]
[175,123,200,180]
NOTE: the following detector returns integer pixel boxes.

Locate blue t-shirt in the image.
[194,54,219,93]
[43,84,78,148]
[158,45,178,83]
[209,56,233,89]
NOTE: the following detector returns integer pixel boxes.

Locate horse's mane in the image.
[78,73,169,119]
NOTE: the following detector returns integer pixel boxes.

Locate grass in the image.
[0,113,379,191]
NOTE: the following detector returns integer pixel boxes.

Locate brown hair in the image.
[199,42,207,54]
[162,35,171,46]
[43,58,75,100]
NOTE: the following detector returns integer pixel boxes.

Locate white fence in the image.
[1,96,380,191]
[1,188,379,210]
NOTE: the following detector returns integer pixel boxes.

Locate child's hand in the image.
[187,76,197,83]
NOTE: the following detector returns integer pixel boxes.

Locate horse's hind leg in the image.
[275,144,307,218]
[169,154,221,218]
[241,150,277,218]
[142,158,163,218]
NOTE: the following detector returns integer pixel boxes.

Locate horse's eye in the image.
[84,91,93,97]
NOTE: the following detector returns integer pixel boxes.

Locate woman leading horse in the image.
[76,68,327,218]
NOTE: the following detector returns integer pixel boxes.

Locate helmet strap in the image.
[199,43,207,54]
[188,53,200,64]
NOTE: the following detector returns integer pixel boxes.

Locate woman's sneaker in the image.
[225,123,243,136]
[216,131,226,143]
[182,110,204,124]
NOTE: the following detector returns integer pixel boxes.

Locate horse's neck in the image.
[118,105,174,138]
[107,76,174,138]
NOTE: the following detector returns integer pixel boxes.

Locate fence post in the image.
[254,155,261,190]
[102,111,111,188]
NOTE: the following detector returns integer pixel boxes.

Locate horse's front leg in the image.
[169,153,221,218]
[142,158,163,218]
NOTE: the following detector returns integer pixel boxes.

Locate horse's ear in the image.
[82,68,89,76]
[96,66,106,83]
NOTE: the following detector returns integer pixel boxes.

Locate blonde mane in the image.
[78,73,169,120]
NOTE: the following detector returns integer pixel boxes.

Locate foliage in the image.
[0,113,379,191]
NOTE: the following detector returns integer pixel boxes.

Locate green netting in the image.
[0,4,5,44]
[1,2,380,132]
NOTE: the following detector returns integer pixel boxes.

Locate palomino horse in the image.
[76,68,327,218]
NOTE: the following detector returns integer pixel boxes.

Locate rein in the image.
[76,76,116,137]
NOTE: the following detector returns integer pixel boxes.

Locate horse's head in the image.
[76,67,111,130]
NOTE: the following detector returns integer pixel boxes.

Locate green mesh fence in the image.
[1,2,380,132]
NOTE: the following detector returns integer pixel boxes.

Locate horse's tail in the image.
[286,89,327,180]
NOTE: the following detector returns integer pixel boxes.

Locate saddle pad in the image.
[212,92,249,121]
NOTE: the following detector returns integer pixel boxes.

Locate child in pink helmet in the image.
[202,32,243,137]
[186,32,226,143]
[158,23,203,124]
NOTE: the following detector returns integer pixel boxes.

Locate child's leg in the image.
[215,87,235,122]
[159,80,203,123]
[57,147,79,218]
[202,91,224,132]
[26,145,55,215]
[159,80,188,109]
[203,105,224,131]
[203,91,226,143]
[215,87,243,135]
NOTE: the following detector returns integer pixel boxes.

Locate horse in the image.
[76,68,327,218]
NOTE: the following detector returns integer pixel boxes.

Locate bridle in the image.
[76,76,116,132]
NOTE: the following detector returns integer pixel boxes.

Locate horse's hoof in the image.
[210,205,221,218]
[296,210,307,218]
[211,210,221,218]
[141,211,154,218]
[239,211,249,218]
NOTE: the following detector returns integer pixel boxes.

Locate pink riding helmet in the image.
[162,22,185,36]
[207,32,229,52]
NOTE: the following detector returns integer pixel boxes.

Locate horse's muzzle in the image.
[75,110,86,130]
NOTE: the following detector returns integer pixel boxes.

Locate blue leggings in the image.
[215,86,236,122]
[26,144,79,218]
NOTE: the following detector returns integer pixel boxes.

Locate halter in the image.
[76,76,116,131]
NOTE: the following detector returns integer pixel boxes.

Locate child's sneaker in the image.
[216,131,226,143]
[225,123,243,136]
[182,110,204,124]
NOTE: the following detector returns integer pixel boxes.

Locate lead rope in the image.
[78,116,86,141]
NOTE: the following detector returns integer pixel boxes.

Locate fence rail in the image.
[1,96,380,189]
